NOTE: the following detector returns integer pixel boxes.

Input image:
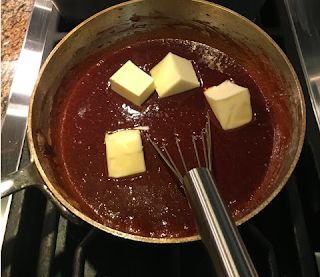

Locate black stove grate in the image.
[2,1,320,276]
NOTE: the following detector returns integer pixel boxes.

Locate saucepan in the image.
[1,0,305,244]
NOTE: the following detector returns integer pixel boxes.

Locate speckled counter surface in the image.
[1,0,34,118]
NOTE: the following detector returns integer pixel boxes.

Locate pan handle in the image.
[1,163,82,224]
[1,163,40,197]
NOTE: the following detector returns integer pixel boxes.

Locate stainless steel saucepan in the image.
[2,0,305,246]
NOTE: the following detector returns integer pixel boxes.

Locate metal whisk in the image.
[146,113,257,277]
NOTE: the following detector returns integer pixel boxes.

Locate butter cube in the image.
[110,60,155,106]
[150,52,200,98]
[105,130,146,178]
[204,80,252,130]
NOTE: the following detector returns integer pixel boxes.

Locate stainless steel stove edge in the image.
[1,0,54,248]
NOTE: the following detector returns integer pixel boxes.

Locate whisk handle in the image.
[184,167,257,277]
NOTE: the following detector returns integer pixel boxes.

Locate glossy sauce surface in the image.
[51,38,274,238]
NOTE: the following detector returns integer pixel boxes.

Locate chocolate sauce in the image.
[51,38,274,238]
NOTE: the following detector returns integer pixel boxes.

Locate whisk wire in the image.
[175,137,188,174]
[192,135,201,168]
[147,112,212,181]
[146,134,183,183]
[201,131,209,168]
[162,145,184,183]
[206,112,212,171]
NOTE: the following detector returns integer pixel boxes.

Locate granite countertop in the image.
[1,0,34,118]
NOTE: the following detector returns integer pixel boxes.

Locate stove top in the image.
[1,0,320,276]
